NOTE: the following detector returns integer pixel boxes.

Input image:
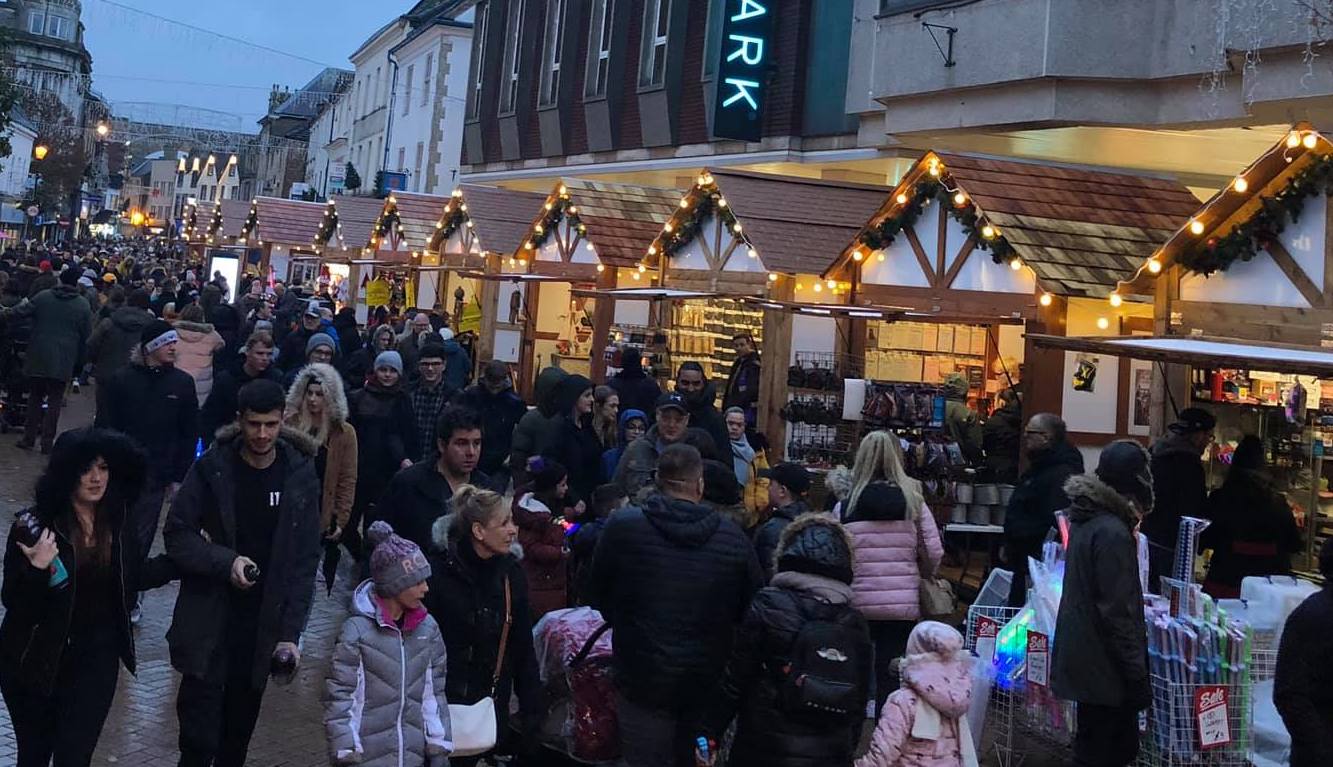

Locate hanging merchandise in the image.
[1072,354,1098,392]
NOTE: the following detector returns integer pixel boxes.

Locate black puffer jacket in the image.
[1003,441,1084,539]
[348,379,418,510]
[1050,474,1149,709]
[752,499,811,583]
[982,401,1023,484]
[374,460,496,555]
[1274,586,1333,767]
[702,514,869,767]
[94,358,199,489]
[1144,433,1207,553]
[590,491,762,709]
[88,305,152,381]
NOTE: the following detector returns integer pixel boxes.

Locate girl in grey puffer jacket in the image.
[326,522,452,766]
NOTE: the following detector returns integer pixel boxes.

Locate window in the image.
[47,15,68,40]
[397,146,405,173]
[373,66,382,110]
[422,53,433,107]
[498,0,525,114]
[639,0,670,88]
[414,142,424,193]
[26,12,42,34]
[538,0,564,106]
[585,0,614,97]
[467,4,488,119]
[403,65,414,115]
[701,0,725,78]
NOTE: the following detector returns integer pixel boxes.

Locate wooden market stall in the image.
[503,178,678,397]
[308,194,384,317]
[823,151,1199,458]
[180,200,217,261]
[222,196,327,286]
[637,169,892,461]
[1115,123,1333,566]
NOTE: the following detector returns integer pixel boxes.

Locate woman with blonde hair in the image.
[592,385,620,450]
[840,430,944,714]
[285,363,358,566]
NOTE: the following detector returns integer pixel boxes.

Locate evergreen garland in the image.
[315,202,339,247]
[431,199,470,251]
[529,196,586,250]
[371,204,403,247]
[183,204,198,239]
[1176,152,1333,276]
[856,178,1017,264]
[238,202,258,242]
[205,205,222,241]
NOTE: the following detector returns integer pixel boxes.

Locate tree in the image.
[20,92,87,217]
[344,161,361,192]
[0,31,18,171]
[372,170,387,199]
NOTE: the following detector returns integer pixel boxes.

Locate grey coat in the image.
[612,424,725,498]
[326,581,452,767]
[7,284,92,380]
[88,305,153,381]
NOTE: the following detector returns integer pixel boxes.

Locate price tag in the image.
[1195,685,1232,750]
[976,616,998,663]
[1025,631,1049,687]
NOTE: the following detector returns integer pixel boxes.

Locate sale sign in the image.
[976,617,998,662]
[1025,631,1049,687]
[1195,685,1232,750]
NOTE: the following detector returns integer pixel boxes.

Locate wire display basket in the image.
[1137,674,1253,767]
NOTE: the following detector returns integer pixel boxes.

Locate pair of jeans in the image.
[1073,702,1140,766]
[616,692,695,767]
[868,619,915,716]
[22,375,65,450]
[0,634,121,767]
[175,632,269,767]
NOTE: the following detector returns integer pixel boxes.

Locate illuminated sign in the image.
[713,0,771,142]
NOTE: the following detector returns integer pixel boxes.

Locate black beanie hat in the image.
[1096,439,1154,513]
[59,267,80,286]
[527,456,567,494]
[140,319,177,350]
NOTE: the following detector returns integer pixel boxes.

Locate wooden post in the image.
[589,266,617,383]
[759,277,796,460]
[1023,293,1067,421]
[518,278,541,402]
[1150,266,1187,436]
[475,254,501,368]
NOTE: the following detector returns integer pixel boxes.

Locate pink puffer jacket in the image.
[844,500,944,622]
[857,622,974,767]
[172,320,225,406]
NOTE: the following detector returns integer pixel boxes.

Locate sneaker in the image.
[130,601,142,625]
[70,380,79,394]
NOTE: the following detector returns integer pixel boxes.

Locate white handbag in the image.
[448,576,512,757]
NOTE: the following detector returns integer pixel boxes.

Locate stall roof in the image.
[457,271,585,283]
[829,152,1199,297]
[458,183,548,255]
[377,192,447,253]
[532,179,679,268]
[739,297,909,320]
[1028,334,1333,378]
[324,194,384,252]
[228,197,326,246]
[218,198,251,239]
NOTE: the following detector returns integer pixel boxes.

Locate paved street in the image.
[0,385,354,766]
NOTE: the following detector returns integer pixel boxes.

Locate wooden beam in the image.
[940,235,978,290]
[1324,194,1333,303]
[759,278,795,461]
[936,202,947,278]
[589,266,618,383]
[855,283,1036,319]
[1265,239,1325,308]
[475,254,501,370]
[903,226,937,287]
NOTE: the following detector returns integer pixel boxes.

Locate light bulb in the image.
[953,191,967,205]
[1009,258,1022,271]
[852,249,864,262]
[638,264,646,273]
[1232,176,1248,193]
[1039,293,1053,307]
[1109,293,1123,307]
[1287,131,1302,148]
[1304,132,1319,149]
[558,184,567,195]
[981,224,996,239]
[826,279,836,289]
[679,198,690,208]
[596,264,605,272]
[664,223,673,233]
[631,271,641,281]
[1147,258,1163,275]
[1097,317,1110,330]
[733,223,743,233]
[718,197,728,208]
[768,273,778,282]
[896,193,908,205]
[648,245,657,255]
[929,165,941,177]
[747,248,758,259]
[877,253,885,262]
[1189,219,1205,235]
[813,283,823,293]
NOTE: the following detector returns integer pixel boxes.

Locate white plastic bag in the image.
[967,653,995,751]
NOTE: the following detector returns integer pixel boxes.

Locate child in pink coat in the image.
[856,621,978,767]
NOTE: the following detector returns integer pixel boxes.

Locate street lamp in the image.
[130,210,144,227]
[33,145,48,161]
[96,123,109,138]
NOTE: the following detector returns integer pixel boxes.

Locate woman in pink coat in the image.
[841,430,944,714]
[172,303,225,405]
[856,621,977,767]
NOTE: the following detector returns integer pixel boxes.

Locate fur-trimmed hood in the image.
[430,513,524,560]
[826,465,853,502]
[1063,473,1137,529]
[173,319,216,337]
[284,362,349,424]
[213,420,320,457]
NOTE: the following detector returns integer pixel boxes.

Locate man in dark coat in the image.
[453,360,527,483]
[276,299,324,372]
[1274,538,1333,767]
[674,362,728,460]
[3,267,91,452]
[164,380,322,767]
[613,393,726,498]
[982,387,1023,484]
[608,345,661,421]
[751,462,813,582]
[377,404,496,554]
[510,366,566,487]
[87,287,153,382]
[1003,413,1083,606]
[1144,407,1215,592]
[591,443,762,766]
[722,333,761,427]
[1051,440,1151,767]
[201,330,284,442]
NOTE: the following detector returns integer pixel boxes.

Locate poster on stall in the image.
[1072,354,1098,392]
[1195,685,1232,750]
[1025,632,1049,687]
[1129,359,1153,436]
[976,617,998,663]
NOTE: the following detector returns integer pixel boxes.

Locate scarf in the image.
[912,696,978,767]
[730,436,756,487]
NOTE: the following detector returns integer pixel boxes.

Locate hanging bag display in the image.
[449,577,513,757]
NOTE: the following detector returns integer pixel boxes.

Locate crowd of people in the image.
[0,239,1328,767]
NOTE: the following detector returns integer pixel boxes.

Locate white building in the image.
[307,93,354,198]
[0,116,37,234]
[385,15,472,194]
[348,18,410,192]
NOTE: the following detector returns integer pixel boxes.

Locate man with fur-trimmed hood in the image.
[164,379,323,767]
[1051,439,1152,767]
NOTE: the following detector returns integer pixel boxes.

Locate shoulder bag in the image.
[914,501,956,619]
[449,576,512,757]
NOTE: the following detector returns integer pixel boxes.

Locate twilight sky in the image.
[82,0,419,131]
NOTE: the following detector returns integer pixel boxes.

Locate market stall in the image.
[824,151,1199,462]
[180,200,216,263]
[222,196,327,287]
[502,178,678,396]
[640,169,891,457]
[310,194,383,317]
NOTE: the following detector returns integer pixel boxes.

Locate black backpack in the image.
[775,596,870,718]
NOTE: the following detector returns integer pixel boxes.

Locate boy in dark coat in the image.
[1144,407,1215,591]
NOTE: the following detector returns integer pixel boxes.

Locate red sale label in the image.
[976,617,998,662]
[1195,685,1232,750]
[1025,631,1049,687]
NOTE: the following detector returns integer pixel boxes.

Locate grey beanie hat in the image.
[374,350,404,374]
[305,332,336,356]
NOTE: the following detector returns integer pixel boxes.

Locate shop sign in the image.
[712,0,772,142]
[975,616,998,662]
[1195,685,1231,750]
[1025,631,1049,687]
[366,278,391,308]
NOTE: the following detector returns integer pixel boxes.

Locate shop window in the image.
[539,0,564,106]
[499,0,525,115]
[585,0,615,98]
[639,0,670,88]
[467,5,487,119]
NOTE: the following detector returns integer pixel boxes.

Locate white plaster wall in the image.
[862,240,931,287]
[1180,255,1312,307]
[1279,191,1326,290]
[950,252,1036,293]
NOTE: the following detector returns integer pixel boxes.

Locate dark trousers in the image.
[868,619,915,715]
[176,635,268,767]
[22,376,65,450]
[131,485,168,563]
[0,637,121,767]
[616,692,695,767]
[1073,702,1140,767]
[1006,533,1047,607]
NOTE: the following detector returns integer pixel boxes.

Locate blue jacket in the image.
[442,339,470,392]
[601,408,648,483]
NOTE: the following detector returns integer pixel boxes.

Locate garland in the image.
[205,205,222,241]
[315,202,340,247]
[529,195,586,250]
[1177,152,1333,276]
[857,178,1016,264]
[431,200,470,251]
[237,203,258,242]
[371,204,403,247]
[657,192,742,257]
[183,204,199,239]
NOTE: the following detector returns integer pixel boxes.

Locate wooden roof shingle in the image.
[458,184,549,256]
[551,179,679,268]
[250,198,327,247]
[324,194,384,252]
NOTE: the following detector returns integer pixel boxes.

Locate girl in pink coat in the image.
[856,621,977,767]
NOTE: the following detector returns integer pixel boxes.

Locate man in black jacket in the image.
[751,462,812,582]
[591,443,762,767]
[1144,407,1215,592]
[722,333,761,427]
[452,360,527,483]
[164,380,321,767]
[1051,441,1152,767]
[1003,413,1083,606]
[201,330,283,442]
[608,345,661,421]
[95,320,198,616]
[675,362,729,459]
[1274,538,1333,767]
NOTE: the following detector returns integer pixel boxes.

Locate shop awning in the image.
[739,297,909,320]
[1027,334,1333,378]
[570,287,739,301]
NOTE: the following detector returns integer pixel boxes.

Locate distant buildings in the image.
[256,67,354,199]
